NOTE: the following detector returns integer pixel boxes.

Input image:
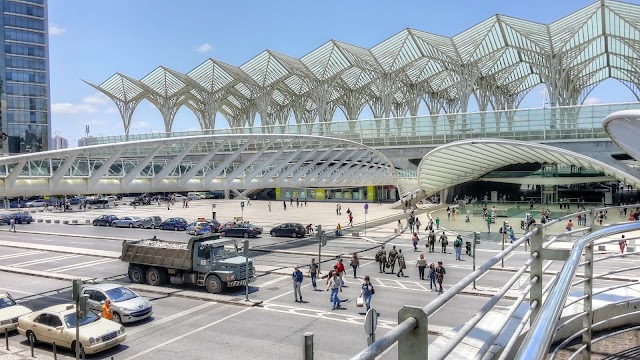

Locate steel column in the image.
[582,243,594,360]
[530,224,543,325]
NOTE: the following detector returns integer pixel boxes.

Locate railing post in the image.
[398,306,428,359]
[582,243,594,360]
[304,332,314,360]
[530,224,543,325]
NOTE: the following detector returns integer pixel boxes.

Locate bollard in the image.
[53,342,57,360]
[303,332,314,360]
[5,328,8,350]
[29,333,34,357]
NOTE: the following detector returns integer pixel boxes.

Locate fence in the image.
[350,205,640,360]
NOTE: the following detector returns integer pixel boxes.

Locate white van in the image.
[187,192,203,200]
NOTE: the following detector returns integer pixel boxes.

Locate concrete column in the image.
[224,189,230,199]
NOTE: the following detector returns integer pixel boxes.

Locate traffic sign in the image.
[241,201,245,208]
[364,203,369,210]
[364,308,378,336]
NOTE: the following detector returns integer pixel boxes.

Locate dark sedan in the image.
[9,212,33,224]
[219,223,261,238]
[93,215,118,226]
[160,217,188,231]
[270,223,306,238]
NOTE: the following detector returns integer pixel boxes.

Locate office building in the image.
[50,133,67,149]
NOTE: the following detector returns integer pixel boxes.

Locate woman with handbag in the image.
[359,275,375,311]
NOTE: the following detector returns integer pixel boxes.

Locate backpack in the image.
[454,238,462,247]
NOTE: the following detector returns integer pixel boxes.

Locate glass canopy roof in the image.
[85,0,640,133]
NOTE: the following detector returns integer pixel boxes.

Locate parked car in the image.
[25,199,47,207]
[0,214,11,225]
[0,292,32,332]
[103,195,118,202]
[130,196,151,206]
[93,215,118,226]
[205,219,221,232]
[159,217,188,231]
[81,284,152,324]
[141,216,163,229]
[171,194,185,201]
[17,304,126,355]
[68,197,86,205]
[111,216,143,228]
[9,200,26,208]
[9,212,32,224]
[186,221,212,236]
[87,198,108,206]
[187,192,204,200]
[270,223,306,238]
[219,223,261,238]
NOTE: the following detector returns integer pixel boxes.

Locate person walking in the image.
[348,213,354,227]
[397,249,406,277]
[416,254,427,280]
[447,207,451,220]
[387,246,398,274]
[486,215,492,233]
[268,202,271,212]
[435,261,446,294]
[304,199,307,207]
[309,258,318,290]
[428,230,436,253]
[296,198,299,208]
[619,235,627,254]
[336,204,340,215]
[428,263,436,291]
[9,217,15,232]
[439,231,448,253]
[412,232,419,252]
[350,253,360,278]
[336,258,346,285]
[360,276,374,311]
[283,201,287,211]
[566,219,574,232]
[397,220,403,234]
[415,217,421,234]
[451,208,456,220]
[454,235,463,261]
[376,246,387,273]
[435,217,440,230]
[326,271,343,310]
[292,266,303,302]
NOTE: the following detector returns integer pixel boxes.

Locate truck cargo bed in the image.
[120,238,194,270]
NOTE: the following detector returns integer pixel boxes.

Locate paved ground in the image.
[0,200,638,359]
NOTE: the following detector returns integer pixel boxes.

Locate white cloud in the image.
[130,121,151,129]
[196,43,213,53]
[104,108,117,114]
[49,25,66,36]
[582,97,601,106]
[82,92,109,105]
[52,103,97,114]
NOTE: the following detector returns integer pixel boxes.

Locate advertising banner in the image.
[315,189,325,200]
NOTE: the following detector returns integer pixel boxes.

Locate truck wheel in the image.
[128,266,145,284]
[146,267,166,286]
[205,275,223,294]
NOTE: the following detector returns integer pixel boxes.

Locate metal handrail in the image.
[515,221,640,360]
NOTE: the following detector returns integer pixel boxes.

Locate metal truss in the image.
[85,1,640,136]
[0,135,397,197]
[416,138,640,196]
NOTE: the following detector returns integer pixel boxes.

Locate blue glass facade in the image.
[1,0,49,154]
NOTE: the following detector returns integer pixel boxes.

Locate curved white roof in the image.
[417,139,640,195]
[603,110,640,162]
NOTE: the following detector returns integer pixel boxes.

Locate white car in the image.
[0,293,32,332]
[82,284,152,324]
[104,195,118,202]
[172,194,185,200]
[17,304,126,355]
[26,200,47,207]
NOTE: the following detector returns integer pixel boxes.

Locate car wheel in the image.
[71,341,85,358]
[113,313,122,324]
[174,226,178,231]
[111,222,117,227]
[138,224,144,229]
[205,275,223,294]
[93,221,97,226]
[291,232,297,238]
[146,267,165,286]
[220,232,225,237]
[270,231,276,237]
[128,266,145,284]
[26,330,37,345]
[129,223,134,228]
[243,232,249,238]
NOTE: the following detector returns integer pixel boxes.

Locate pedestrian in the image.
[408,216,415,233]
[336,204,340,215]
[416,253,427,280]
[304,199,307,207]
[338,204,342,215]
[486,216,492,233]
[428,263,436,290]
[454,235,463,260]
[447,207,451,220]
[619,235,627,254]
[435,217,440,230]
[397,219,403,234]
[360,275,374,311]
[387,246,398,273]
[290,198,293,206]
[412,232,419,251]
[428,230,436,253]
[309,258,318,290]
[9,217,15,232]
[350,253,359,278]
[452,208,456,220]
[292,266,303,302]
[296,198,299,207]
[283,201,287,211]
[435,261,446,294]
[397,249,406,277]
[336,258,346,284]
[336,223,343,236]
[102,298,113,320]
[326,271,343,310]
[268,202,272,212]
[465,209,471,223]
[415,217,421,234]
[375,246,387,273]
[246,198,250,206]
[348,213,354,227]
[566,219,574,232]
[439,231,448,253]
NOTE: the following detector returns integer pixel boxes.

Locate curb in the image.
[0,228,131,242]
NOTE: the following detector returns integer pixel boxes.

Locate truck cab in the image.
[192,238,255,292]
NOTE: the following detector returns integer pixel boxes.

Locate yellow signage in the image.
[315,189,325,200]
[367,186,375,201]
[275,188,281,199]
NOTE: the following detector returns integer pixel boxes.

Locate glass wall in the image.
[275,186,393,202]
[1,0,49,154]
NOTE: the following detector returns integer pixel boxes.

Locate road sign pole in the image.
[244,239,249,302]
[364,308,378,346]
[364,203,369,237]
[472,232,478,290]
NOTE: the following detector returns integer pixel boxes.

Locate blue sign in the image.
[364,203,369,210]
[241,201,245,208]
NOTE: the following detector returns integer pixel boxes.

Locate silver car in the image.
[82,284,152,324]
[141,216,163,229]
[111,216,143,228]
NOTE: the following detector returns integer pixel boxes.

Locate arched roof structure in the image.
[603,109,640,161]
[417,139,640,195]
[86,0,640,135]
[0,134,397,197]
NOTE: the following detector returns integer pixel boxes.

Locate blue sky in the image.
[48,0,640,146]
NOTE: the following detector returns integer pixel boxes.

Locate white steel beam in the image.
[289,143,340,182]
[313,148,362,184]
[324,151,368,183]
[87,149,124,190]
[259,141,311,185]
[243,139,295,184]
[202,140,254,184]
[151,143,197,187]
[271,147,319,184]
[49,155,79,192]
[4,160,26,192]
[177,140,227,187]
[121,146,164,187]
[225,138,277,184]
[303,148,349,183]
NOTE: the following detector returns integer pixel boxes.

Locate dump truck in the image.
[120,233,255,294]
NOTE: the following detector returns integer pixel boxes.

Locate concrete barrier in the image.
[53,220,60,224]
[37,219,43,223]
[86,219,91,224]
[45,219,51,223]
[72,220,78,224]
[62,220,69,224]
[352,232,360,237]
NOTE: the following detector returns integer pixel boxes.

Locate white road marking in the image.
[50,258,118,273]
[0,287,70,302]
[0,250,44,259]
[258,275,289,288]
[10,254,82,268]
[127,302,217,335]
[394,280,408,289]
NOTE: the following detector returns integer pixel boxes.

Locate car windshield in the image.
[64,311,99,328]
[0,296,16,308]
[105,287,137,302]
